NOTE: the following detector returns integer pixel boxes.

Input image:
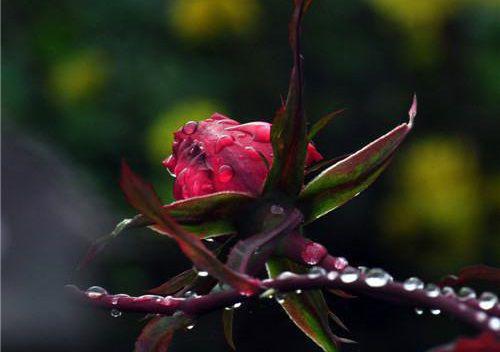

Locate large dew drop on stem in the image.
[340,267,359,283]
[308,266,326,278]
[478,292,497,310]
[365,268,390,287]
[403,277,424,291]
[85,286,108,298]
[424,284,440,298]
[458,287,476,301]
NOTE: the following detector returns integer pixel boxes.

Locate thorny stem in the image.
[69,236,500,336]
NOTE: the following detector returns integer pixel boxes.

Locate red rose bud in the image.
[163,113,323,200]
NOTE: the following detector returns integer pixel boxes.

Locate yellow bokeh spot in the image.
[49,50,107,104]
[168,0,260,40]
[147,99,223,165]
[380,136,483,273]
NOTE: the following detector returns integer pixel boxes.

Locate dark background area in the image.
[2,0,500,351]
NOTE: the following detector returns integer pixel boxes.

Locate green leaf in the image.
[266,258,338,352]
[264,0,309,198]
[307,109,345,141]
[299,96,416,223]
[222,309,236,350]
[79,191,254,269]
[135,314,192,352]
[119,161,261,296]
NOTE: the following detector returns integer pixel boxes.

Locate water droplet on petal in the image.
[424,284,440,298]
[270,204,284,215]
[215,135,234,153]
[163,155,176,176]
[430,309,441,315]
[217,165,234,183]
[488,317,500,331]
[458,287,476,301]
[182,121,198,135]
[403,277,424,291]
[86,286,108,298]
[478,292,497,310]
[340,267,359,283]
[110,309,122,318]
[334,257,348,270]
[365,268,390,287]
[244,146,261,160]
[308,266,326,278]
[414,308,423,315]
[197,271,209,277]
[233,302,242,309]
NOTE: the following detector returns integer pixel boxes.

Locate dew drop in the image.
[301,242,327,265]
[86,286,108,298]
[295,289,303,294]
[340,267,359,283]
[430,309,441,315]
[478,292,498,310]
[308,266,326,278]
[441,286,455,297]
[270,204,284,215]
[277,271,296,280]
[458,287,476,301]
[414,308,423,315]
[357,266,368,274]
[111,294,130,305]
[186,324,195,330]
[224,307,232,311]
[217,165,234,183]
[233,302,242,309]
[403,277,424,291]
[197,271,209,277]
[488,317,500,331]
[215,135,234,153]
[365,268,390,288]
[327,271,339,281]
[334,257,349,270]
[424,284,440,298]
[205,238,215,243]
[244,146,261,160]
[182,121,198,135]
[476,311,487,322]
[276,293,286,304]
[110,309,122,318]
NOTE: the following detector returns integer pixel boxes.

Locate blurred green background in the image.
[2,0,500,351]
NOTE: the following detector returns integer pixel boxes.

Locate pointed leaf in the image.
[222,309,236,350]
[79,192,253,268]
[305,153,352,176]
[267,258,339,352]
[307,109,345,141]
[299,96,416,223]
[135,314,192,352]
[264,0,308,197]
[120,161,261,295]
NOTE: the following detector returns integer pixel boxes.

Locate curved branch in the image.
[68,264,499,336]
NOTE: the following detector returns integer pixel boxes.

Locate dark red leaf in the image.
[439,265,500,287]
[149,269,197,295]
[119,161,261,296]
[428,332,500,352]
[222,309,236,350]
[135,315,192,352]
